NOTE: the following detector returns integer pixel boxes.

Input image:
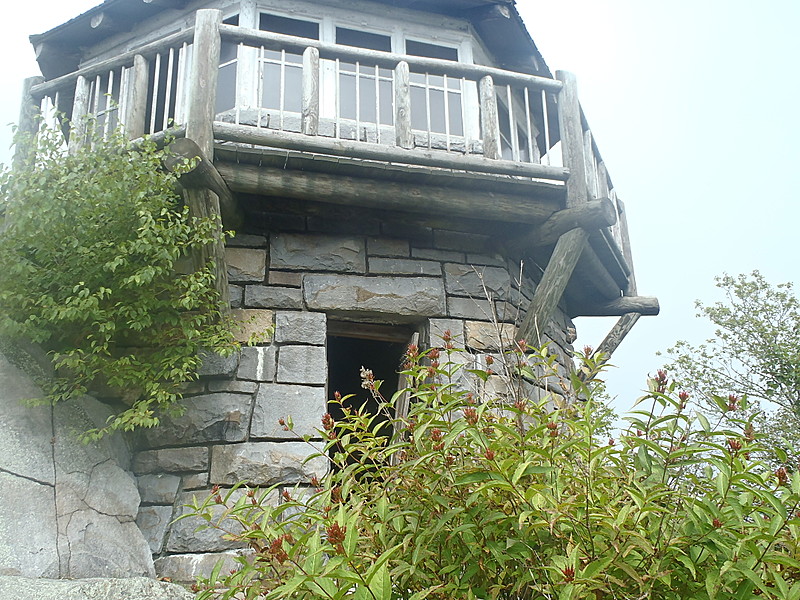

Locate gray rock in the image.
[426,318,465,348]
[367,237,409,257]
[245,285,304,310]
[155,551,244,583]
[136,505,174,554]
[237,345,277,382]
[271,233,366,272]
[443,263,511,299]
[304,275,446,317]
[166,491,248,554]
[0,354,55,484]
[276,345,326,385]
[228,234,267,247]
[133,447,209,474]
[447,296,494,321]
[411,247,465,263]
[268,270,303,287]
[209,442,328,486]
[0,576,194,600]
[181,472,209,490]
[138,474,181,505]
[59,511,154,578]
[274,311,326,345]
[464,321,517,351]
[230,308,274,344]
[140,393,253,447]
[0,472,58,578]
[208,379,259,394]
[229,284,243,309]
[226,248,267,282]
[368,257,442,276]
[251,384,326,439]
[198,349,239,378]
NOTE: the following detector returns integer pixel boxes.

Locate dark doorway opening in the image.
[326,322,414,441]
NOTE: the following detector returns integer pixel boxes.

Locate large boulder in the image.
[0,576,193,600]
[0,352,154,579]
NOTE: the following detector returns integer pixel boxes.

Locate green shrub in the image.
[188,342,800,600]
[0,122,237,439]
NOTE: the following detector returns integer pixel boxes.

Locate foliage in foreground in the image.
[0,123,237,439]
[663,271,800,466]
[189,342,800,600]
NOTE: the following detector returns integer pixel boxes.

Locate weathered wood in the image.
[31,29,194,98]
[517,228,588,345]
[301,47,319,136]
[479,76,501,160]
[556,71,588,208]
[164,137,243,229]
[182,188,230,315]
[583,129,598,198]
[125,54,149,139]
[90,12,123,34]
[392,331,419,461]
[616,198,638,295]
[576,296,659,317]
[507,198,616,251]
[68,76,91,155]
[593,313,641,361]
[215,161,560,224]
[219,24,565,93]
[573,243,626,302]
[212,122,570,181]
[394,61,413,149]
[13,76,45,169]
[186,9,222,159]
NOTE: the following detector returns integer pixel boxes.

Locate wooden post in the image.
[583,129,598,199]
[517,71,590,345]
[186,9,222,158]
[184,9,229,314]
[394,61,412,149]
[302,47,319,136]
[479,75,500,160]
[68,76,91,154]
[594,313,640,361]
[125,54,149,139]
[13,76,45,169]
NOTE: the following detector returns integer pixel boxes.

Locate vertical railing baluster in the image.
[394,60,412,149]
[479,75,500,160]
[374,64,380,142]
[149,53,161,134]
[443,74,451,151]
[424,73,432,149]
[69,76,91,154]
[126,54,149,139]
[279,49,286,131]
[524,87,537,163]
[174,43,188,125]
[335,58,341,139]
[163,47,175,131]
[103,68,114,138]
[302,46,319,136]
[118,66,129,130]
[355,61,361,141]
[541,90,551,166]
[507,84,519,162]
[583,129,598,199]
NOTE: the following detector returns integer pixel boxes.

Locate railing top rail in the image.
[30,28,196,99]
[219,24,563,93]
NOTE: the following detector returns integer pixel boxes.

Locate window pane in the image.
[359,77,377,122]
[261,63,281,109]
[448,92,463,135]
[339,74,356,120]
[216,62,237,113]
[284,66,303,113]
[410,86,427,130]
[220,41,238,64]
[259,14,319,39]
[429,88,446,132]
[406,40,458,61]
[336,27,391,52]
[380,80,393,125]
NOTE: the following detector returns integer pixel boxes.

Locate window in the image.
[406,40,463,136]
[216,15,240,114]
[335,27,393,126]
[258,14,320,114]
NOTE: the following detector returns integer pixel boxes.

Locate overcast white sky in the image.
[2,1,799,415]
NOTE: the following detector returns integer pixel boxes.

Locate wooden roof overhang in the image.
[30,0,547,80]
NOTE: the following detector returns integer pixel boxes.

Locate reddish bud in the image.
[608,438,615,446]
[712,518,723,529]
[282,490,292,502]
[485,355,494,366]
[322,413,335,431]
[727,438,742,453]
[678,391,690,402]
[561,566,575,582]
[326,523,347,554]
[442,330,452,342]
[727,394,739,411]
[464,407,479,426]
[484,449,496,460]
[428,348,440,360]
[776,466,789,486]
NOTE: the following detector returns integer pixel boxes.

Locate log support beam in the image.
[165,137,244,229]
[517,228,588,346]
[577,296,660,317]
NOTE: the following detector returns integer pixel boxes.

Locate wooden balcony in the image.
[18,8,657,346]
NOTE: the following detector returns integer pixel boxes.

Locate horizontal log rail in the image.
[212,122,570,181]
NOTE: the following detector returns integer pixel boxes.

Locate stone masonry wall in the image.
[134,221,577,582]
